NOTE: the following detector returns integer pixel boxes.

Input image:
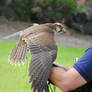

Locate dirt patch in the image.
[0,18,92,48]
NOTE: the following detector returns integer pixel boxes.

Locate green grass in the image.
[0,41,86,92]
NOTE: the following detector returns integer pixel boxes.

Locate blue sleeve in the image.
[73,46,92,82]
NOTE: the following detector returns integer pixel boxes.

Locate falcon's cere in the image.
[9,23,66,92]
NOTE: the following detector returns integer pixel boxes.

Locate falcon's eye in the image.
[61,26,64,30]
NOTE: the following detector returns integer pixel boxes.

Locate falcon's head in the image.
[54,23,66,33]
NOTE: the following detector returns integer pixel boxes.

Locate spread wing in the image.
[24,32,57,92]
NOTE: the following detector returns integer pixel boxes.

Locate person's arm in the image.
[50,65,87,92]
[50,46,92,92]
[53,63,70,70]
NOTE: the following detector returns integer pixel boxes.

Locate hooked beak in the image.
[62,27,66,33]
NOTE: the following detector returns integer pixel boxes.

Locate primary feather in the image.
[9,23,66,92]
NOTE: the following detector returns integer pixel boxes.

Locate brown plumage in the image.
[9,23,66,92]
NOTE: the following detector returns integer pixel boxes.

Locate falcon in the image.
[9,23,66,92]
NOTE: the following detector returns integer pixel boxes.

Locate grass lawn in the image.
[0,41,86,92]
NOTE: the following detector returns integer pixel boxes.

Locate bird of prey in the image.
[9,23,66,92]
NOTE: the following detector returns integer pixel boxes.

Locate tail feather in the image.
[13,46,20,62]
[15,46,21,62]
[9,45,18,60]
[21,44,27,62]
[17,46,24,62]
[9,41,28,64]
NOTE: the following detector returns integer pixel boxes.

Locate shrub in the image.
[10,0,77,23]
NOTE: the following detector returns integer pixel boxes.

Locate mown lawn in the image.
[0,41,86,92]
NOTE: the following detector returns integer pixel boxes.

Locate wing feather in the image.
[24,32,57,92]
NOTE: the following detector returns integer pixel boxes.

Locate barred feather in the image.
[28,50,55,92]
[33,67,50,92]
[9,41,28,64]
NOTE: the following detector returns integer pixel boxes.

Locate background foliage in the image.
[10,0,92,34]
[0,0,92,34]
[11,0,77,23]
